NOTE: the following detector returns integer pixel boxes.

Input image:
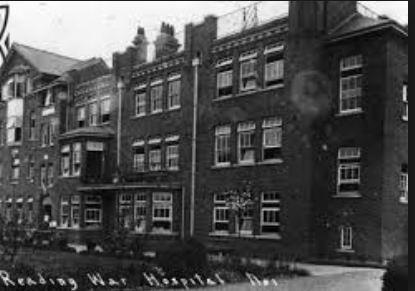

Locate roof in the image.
[59,126,115,140]
[329,13,408,42]
[12,43,81,76]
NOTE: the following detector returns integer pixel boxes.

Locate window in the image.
[47,163,54,187]
[135,91,146,116]
[340,226,353,251]
[29,111,36,140]
[0,122,4,145]
[60,196,70,228]
[400,164,408,203]
[28,155,35,181]
[240,52,258,92]
[118,194,133,229]
[238,202,254,235]
[27,197,34,224]
[11,150,20,181]
[166,141,179,171]
[152,192,173,233]
[213,193,229,233]
[84,195,102,228]
[77,106,86,128]
[133,140,145,172]
[262,117,282,161]
[264,44,284,88]
[261,192,280,236]
[71,195,80,228]
[167,77,181,110]
[149,142,162,171]
[337,147,361,195]
[43,89,54,107]
[134,193,147,233]
[5,200,12,222]
[89,102,98,126]
[61,145,70,177]
[100,98,111,123]
[215,125,231,166]
[7,99,23,144]
[339,55,363,114]
[40,165,46,186]
[216,58,233,98]
[150,84,163,113]
[238,122,256,164]
[41,123,52,147]
[72,143,82,177]
[403,83,408,121]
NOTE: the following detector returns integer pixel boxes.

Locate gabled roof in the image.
[328,13,408,42]
[12,43,81,76]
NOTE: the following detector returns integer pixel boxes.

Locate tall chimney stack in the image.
[132,26,148,64]
[154,22,180,59]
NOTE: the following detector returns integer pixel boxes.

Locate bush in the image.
[382,255,408,291]
[156,238,208,277]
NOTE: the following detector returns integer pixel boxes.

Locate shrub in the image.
[382,255,408,291]
[156,238,208,277]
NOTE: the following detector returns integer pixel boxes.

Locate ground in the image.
[168,264,385,291]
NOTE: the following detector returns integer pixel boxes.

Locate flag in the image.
[0,4,10,64]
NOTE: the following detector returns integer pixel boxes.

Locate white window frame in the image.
[88,102,98,126]
[400,166,408,204]
[72,143,82,177]
[152,192,173,233]
[60,196,70,228]
[71,195,80,228]
[237,122,256,164]
[167,78,181,110]
[340,55,363,72]
[118,193,133,229]
[403,83,408,121]
[133,143,145,172]
[213,193,229,234]
[100,97,111,123]
[150,84,163,114]
[76,106,86,128]
[214,125,231,166]
[84,195,102,227]
[262,117,282,162]
[339,75,363,114]
[340,226,353,251]
[264,58,284,88]
[149,146,162,171]
[134,193,147,233]
[61,145,70,177]
[135,91,146,117]
[240,57,258,92]
[217,70,233,98]
[337,147,361,196]
[166,144,179,171]
[260,192,281,236]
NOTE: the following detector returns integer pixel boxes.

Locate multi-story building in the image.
[0,1,407,264]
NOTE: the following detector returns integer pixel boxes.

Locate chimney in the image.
[132,26,148,64]
[154,22,180,59]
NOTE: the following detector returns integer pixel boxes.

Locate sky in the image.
[1,1,408,66]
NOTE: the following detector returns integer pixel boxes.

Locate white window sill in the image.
[333,192,362,198]
[234,162,256,168]
[335,110,364,117]
[212,163,232,169]
[167,106,181,112]
[166,168,180,172]
[213,86,284,103]
[131,114,146,120]
[60,175,80,179]
[399,197,408,204]
[212,160,283,169]
[150,110,163,116]
[209,232,281,240]
[402,116,408,122]
[257,159,284,165]
[336,249,355,254]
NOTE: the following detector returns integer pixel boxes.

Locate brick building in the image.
[0,1,407,264]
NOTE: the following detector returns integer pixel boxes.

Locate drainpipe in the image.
[190,57,200,237]
[116,79,124,174]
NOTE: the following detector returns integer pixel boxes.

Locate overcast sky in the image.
[2,1,408,66]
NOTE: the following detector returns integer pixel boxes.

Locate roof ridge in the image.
[13,42,82,62]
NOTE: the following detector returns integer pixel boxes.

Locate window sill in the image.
[213,86,284,103]
[209,232,281,240]
[167,106,181,112]
[149,110,163,116]
[333,192,362,198]
[399,197,408,204]
[335,110,364,117]
[257,159,284,165]
[211,164,232,170]
[131,114,146,120]
[336,249,355,254]
[212,160,283,169]
[402,116,408,122]
[7,143,22,147]
[233,162,256,168]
